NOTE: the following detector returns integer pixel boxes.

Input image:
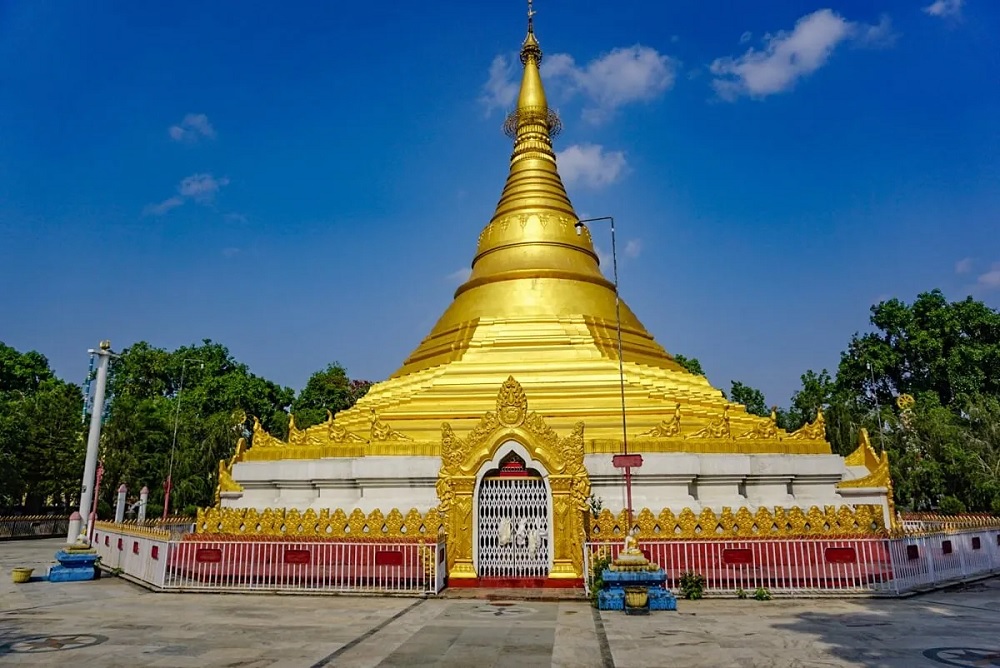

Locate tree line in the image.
[2,289,998,515]
[0,340,370,516]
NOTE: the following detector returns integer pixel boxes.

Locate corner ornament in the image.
[214,437,247,507]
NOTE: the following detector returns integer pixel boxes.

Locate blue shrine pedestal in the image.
[48,549,99,583]
[597,568,677,614]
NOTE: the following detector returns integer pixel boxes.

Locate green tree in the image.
[0,343,84,511]
[100,340,294,513]
[673,354,705,376]
[729,381,769,417]
[836,290,1000,410]
[291,363,372,429]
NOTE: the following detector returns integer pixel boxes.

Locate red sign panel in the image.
[195,548,223,563]
[722,548,753,565]
[612,454,643,469]
[824,547,858,564]
[375,550,404,566]
[284,549,311,565]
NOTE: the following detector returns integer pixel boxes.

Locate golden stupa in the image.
[210,9,893,584]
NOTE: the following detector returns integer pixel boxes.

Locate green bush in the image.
[736,587,748,599]
[182,504,200,518]
[938,496,967,515]
[679,571,706,600]
[753,587,772,601]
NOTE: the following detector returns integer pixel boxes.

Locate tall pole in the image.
[576,217,633,528]
[69,340,113,542]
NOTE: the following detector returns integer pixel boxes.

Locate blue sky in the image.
[1,0,997,407]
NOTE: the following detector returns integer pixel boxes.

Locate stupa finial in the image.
[504,1,559,139]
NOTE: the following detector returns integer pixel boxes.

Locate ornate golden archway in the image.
[436,376,590,580]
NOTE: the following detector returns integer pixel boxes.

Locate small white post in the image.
[114,484,127,524]
[137,486,149,523]
[67,511,82,544]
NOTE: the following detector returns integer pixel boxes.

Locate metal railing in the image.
[93,524,446,596]
[0,515,70,540]
[584,528,1000,597]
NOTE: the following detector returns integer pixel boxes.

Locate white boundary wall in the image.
[584,528,1000,597]
[93,525,446,596]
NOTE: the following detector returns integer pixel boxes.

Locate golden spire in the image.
[390,2,689,380]
[455,3,607,299]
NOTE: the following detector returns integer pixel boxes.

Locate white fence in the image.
[93,525,446,596]
[584,528,1000,597]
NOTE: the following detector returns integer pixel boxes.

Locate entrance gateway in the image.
[475,450,552,579]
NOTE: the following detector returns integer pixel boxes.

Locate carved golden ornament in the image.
[737,408,780,440]
[246,409,411,459]
[896,394,915,410]
[685,404,732,439]
[214,437,247,506]
[370,408,412,442]
[638,404,681,438]
[195,506,447,539]
[327,410,364,442]
[251,416,285,448]
[787,407,826,440]
[496,375,529,427]
[588,504,887,541]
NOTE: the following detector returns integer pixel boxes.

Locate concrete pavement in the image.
[2,539,998,667]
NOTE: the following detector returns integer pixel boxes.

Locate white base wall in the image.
[225,452,889,519]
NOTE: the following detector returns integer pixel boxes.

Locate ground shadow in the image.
[771,578,1000,668]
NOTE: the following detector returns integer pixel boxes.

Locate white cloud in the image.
[223,212,248,224]
[978,264,1000,290]
[482,45,677,122]
[221,247,241,258]
[168,113,216,142]
[955,257,974,274]
[857,15,897,48]
[710,9,892,101]
[739,31,753,44]
[446,267,472,283]
[480,55,519,114]
[178,173,229,203]
[556,144,627,189]
[624,239,642,258]
[545,46,677,123]
[923,0,963,18]
[142,196,183,217]
[143,173,229,216]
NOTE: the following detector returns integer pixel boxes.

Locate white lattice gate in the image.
[476,474,551,579]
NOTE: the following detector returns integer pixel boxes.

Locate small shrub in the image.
[753,587,772,601]
[588,551,612,608]
[736,587,748,599]
[679,571,706,600]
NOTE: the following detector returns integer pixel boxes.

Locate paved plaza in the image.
[2,539,999,667]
